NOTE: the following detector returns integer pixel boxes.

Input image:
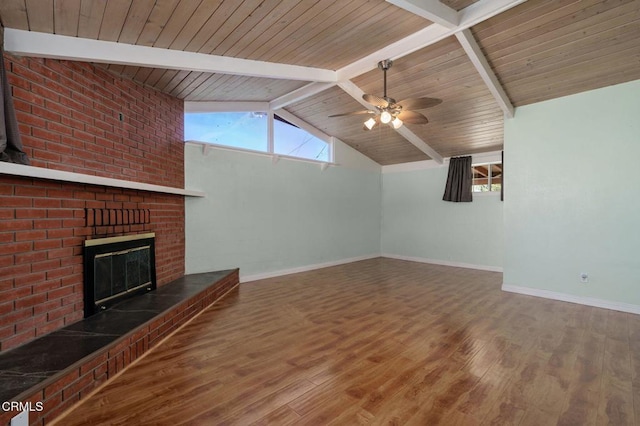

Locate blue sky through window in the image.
[185,112,268,152]
[185,112,330,162]
[274,117,329,162]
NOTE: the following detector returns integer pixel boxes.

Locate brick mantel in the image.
[1,162,204,197]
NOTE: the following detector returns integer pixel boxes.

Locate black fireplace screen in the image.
[83,233,156,317]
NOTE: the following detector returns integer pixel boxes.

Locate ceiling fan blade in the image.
[397,97,442,110]
[328,110,372,117]
[398,110,429,124]
[362,94,388,107]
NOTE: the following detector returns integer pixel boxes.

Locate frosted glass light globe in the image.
[391,117,403,129]
[364,117,376,130]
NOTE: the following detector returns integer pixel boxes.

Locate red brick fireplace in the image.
[0,52,186,353]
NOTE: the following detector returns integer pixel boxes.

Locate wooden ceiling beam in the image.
[269,82,335,110]
[395,126,444,164]
[336,80,379,111]
[455,29,514,118]
[336,24,450,82]
[2,28,337,83]
[385,0,459,29]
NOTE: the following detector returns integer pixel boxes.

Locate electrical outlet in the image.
[580,273,589,283]
[11,409,28,426]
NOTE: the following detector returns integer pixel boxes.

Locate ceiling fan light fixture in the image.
[329,59,440,131]
[380,111,392,124]
[364,117,376,130]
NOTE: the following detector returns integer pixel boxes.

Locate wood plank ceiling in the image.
[1,0,639,165]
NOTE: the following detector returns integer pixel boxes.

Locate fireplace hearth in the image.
[83,233,157,317]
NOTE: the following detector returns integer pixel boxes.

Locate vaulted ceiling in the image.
[1,0,639,165]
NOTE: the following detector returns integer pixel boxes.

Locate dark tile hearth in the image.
[0,270,238,405]
[0,330,118,402]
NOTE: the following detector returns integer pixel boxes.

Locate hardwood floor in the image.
[53,258,638,425]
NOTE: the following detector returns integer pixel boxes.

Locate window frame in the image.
[184,102,334,164]
[471,161,502,194]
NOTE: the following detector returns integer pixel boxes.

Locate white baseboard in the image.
[502,284,640,315]
[381,253,503,273]
[240,254,381,283]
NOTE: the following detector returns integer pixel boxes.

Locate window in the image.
[472,162,502,193]
[184,112,268,152]
[273,115,329,162]
[184,111,331,163]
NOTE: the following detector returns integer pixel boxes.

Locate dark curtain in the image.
[0,26,30,165]
[442,155,472,202]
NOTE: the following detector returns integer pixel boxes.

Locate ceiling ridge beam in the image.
[2,28,337,83]
[385,0,459,29]
[338,80,444,164]
[455,29,514,118]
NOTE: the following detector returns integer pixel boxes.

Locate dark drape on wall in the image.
[443,155,472,202]
[0,26,30,165]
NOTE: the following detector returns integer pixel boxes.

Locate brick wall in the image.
[0,53,185,352]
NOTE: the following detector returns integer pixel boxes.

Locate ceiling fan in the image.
[330,59,442,130]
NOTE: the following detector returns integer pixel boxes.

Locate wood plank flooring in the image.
[52,258,639,425]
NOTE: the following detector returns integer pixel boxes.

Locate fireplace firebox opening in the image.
[83,233,157,317]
